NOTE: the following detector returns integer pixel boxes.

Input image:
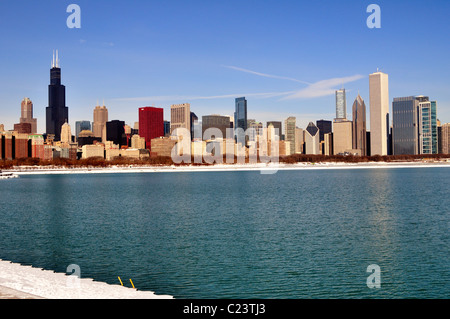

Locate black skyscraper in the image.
[316,119,332,143]
[46,50,68,141]
[106,120,127,147]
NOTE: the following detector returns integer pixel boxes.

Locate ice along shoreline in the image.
[3,160,450,176]
[0,259,173,299]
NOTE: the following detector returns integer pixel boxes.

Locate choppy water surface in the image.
[0,168,448,298]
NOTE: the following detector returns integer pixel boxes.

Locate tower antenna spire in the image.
[52,50,55,68]
[56,50,59,68]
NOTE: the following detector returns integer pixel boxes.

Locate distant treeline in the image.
[0,156,174,169]
[1,153,450,169]
[279,153,450,164]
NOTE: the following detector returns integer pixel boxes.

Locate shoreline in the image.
[0,259,173,299]
[3,160,450,175]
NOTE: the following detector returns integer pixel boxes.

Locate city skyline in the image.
[0,51,446,158]
[0,0,449,133]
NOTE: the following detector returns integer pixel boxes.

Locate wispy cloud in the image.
[113,67,365,103]
[222,65,311,85]
[224,65,365,99]
[282,74,365,100]
[113,91,296,102]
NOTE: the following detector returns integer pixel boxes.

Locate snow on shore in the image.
[0,259,172,299]
[5,161,450,176]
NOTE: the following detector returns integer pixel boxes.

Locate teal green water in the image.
[0,168,448,298]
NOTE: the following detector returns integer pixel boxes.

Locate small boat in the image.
[0,170,19,179]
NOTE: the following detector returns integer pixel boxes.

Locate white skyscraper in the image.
[60,122,72,144]
[335,88,347,120]
[369,71,389,156]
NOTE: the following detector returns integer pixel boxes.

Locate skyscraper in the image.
[295,127,304,154]
[392,96,420,155]
[234,97,247,139]
[60,122,72,144]
[392,95,438,155]
[46,50,68,141]
[170,103,191,135]
[430,101,438,154]
[13,123,31,134]
[440,123,450,154]
[93,104,108,142]
[324,133,333,156]
[164,121,170,137]
[304,122,320,155]
[418,97,438,154]
[190,112,198,140]
[266,121,282,139]
[202,115,231,139]
[106,120,126,147]
[369,71,389,155]
[75,121,91,140]
[333,120,353,155]
[139,106,164,150]
[247,121,263,144]
[316,120,332,143]
[335,89,347,120]
[20,98,37,134]
[352,94,367,156]
[284,117,296,155]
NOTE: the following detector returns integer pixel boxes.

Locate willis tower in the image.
[46,50,68,141]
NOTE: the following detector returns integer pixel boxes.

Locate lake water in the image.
[0,168,448,298]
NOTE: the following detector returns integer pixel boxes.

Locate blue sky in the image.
[0,0,449,134]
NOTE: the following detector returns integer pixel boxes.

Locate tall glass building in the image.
[164,121,170,137]
[392,95,438,155]
[335,89,346,120]
[418,98,438,154]
[75,120,91,139]
[234,97,247,143]
[392,96,419,155]
[431,101,438,154]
